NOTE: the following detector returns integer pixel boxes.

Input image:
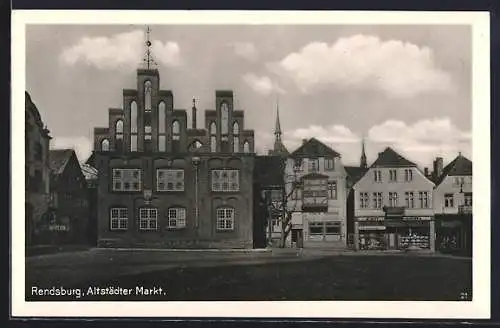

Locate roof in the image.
[370,147,416,168]
[254,155,285,187]
[49,149,74,175]
[290,138,340,158]
[345,166,369,185]
[81,163,98,180]
[435,154,472,186]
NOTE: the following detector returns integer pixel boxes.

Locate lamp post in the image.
[192,156,201,233]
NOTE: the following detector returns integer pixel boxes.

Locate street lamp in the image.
[192,156,201,232]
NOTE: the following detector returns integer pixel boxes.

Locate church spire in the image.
[274,96,282,141]
[143,26,157,69]
[360,135,367,169]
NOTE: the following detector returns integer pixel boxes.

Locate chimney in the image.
[424,167,429,177]
[433,157,443,179]
[191,98,197,129]
[302,138,308,145]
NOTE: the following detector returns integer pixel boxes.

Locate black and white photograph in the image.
[12,10,490,318]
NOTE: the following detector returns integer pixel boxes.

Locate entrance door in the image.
[296,230,304,248]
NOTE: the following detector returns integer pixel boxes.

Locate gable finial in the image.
[143,25,157,69]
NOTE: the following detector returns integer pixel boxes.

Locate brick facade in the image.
[92,68,256,249]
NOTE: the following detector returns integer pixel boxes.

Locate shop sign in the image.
[357,217,384,222]
[359,225,386,231]
[402,216,431,221]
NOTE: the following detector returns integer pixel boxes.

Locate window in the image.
[144,81,152,112]
[34,142,43,160]
[130,101,138,133]
[405,192,415,208]
[372,192,383,209]
[101,139,110,152]
[139,208,157,231]
[309,222,323,235]
[172,121,180,140]
[243,141,250,153]
[309,222,341,235]
[110,208,128,230]
[216,207,234,231]
[212,169,239,192]
[404,169,413,181]
[389,169,397,182]
[445,193,454,207]
[157,169,184,191]
[293,159,303,171]
[389,192,398,207]
[359,192,369,208]
[115,120,124,151]
[158,101,166,133]
[325,221,341,235]
[112,169,141,192]
[220,102,229,135]
[419,191,429,208]
[308,159,319,172]
[325,158,335,170]
[130,135,138,152]
[464,192,473,206]
[374,170,382,182]
[158,136,166,152]
[454,176,466,187]
[188,140,203,152]
[167,207,186,229]
[291,184,302,200]
[210,122,217,153]
[328,181,337,199]
[233,121,239,153]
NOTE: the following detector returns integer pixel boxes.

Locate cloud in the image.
[271,35,454,98]
[257,117,471,167]
[231,42,259,61]
[51,136,93,163]
[60,30,181,69]
[367,117,471,166]
[243,73,285,95]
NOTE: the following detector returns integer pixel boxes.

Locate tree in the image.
[264,156,302,248]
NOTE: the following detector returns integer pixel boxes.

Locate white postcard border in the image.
[11,10,491,319]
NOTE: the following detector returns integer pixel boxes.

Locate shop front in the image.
[355,216,435,251]
[435,214,472,256]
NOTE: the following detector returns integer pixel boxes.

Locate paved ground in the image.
[25,248,472,301]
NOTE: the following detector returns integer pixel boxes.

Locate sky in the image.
[25,24,472,169]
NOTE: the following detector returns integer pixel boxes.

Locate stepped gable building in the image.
[91,35,256,248]
[432,153,472,255]
[25,91,52,246]
[285,138,349,248]
[352,147,436,251]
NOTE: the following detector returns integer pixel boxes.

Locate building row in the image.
[25,92,90,247]
[25,51,472,255]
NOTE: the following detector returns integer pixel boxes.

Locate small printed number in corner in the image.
[460,291,472,301]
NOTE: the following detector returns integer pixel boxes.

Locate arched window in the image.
[158,102,166,133]
[233,121,239,153]
[158,101,166,151]
[210,121,217,153]
[243,140,250,153]
[130,101,138,133]
[188,140,203,152]
[144,81,152,112]
[172,121,180,140]
[220,102,229,136]
[130,100,138,152]
[115,120,124,152]
[101,139,110,151]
